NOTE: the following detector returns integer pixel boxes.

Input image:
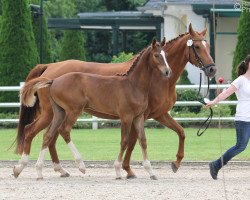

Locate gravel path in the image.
[0,161,249,200]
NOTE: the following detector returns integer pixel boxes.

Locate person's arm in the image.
[204,84,237,108]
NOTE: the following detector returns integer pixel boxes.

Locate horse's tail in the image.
[20,77,53,107]
[14,64,49,154]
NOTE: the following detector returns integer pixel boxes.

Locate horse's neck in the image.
[166,36,189,84]
[128,53,152,94]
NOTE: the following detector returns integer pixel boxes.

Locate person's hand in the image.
[203,100,215,109]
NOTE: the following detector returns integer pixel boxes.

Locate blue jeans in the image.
[213,121,250,170]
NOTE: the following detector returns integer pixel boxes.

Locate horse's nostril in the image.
[209,68,214,73]
[165,71,169,76]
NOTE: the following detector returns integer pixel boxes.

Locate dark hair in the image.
[237,55,250,76]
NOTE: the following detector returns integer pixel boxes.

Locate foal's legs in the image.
[114,117,133,179]
[57,109,86,175]
[133,115,157,180]
[155,113,185,172]
[48,132,70,177]
[122,124,138,179]
[35,102,65,180]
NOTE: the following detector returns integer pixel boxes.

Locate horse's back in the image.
[41,59,132,79]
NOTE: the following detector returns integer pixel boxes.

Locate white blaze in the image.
[202,40,207,48]
[160,50,170,70]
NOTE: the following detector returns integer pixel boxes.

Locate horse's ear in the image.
[161,37,166,46]
[200,27,207,36]
[188,23,195,36]
[152,38,157,47]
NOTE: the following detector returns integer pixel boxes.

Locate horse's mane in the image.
[164,32,189,49]
[116,33,190,77]
[116,48,147,76]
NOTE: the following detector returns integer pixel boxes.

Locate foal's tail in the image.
[15,64,49,154]
[14,77,52,154]
[20,77,53,107]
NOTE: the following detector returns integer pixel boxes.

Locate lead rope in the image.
[196,73,213,136]
[212,0,228,198]
[217,83,228,200]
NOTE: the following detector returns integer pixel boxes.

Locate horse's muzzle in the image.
[163,69,171,78]
[203,64,217,78]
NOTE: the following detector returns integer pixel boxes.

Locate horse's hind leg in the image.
[122,124,138,179]
[48,132,70,177]
[134,115,157,180]
[35,100,65,180]
[114,117,133,179]
[58,108,86,175]
[154,113,185,172]
[13,108,53,178]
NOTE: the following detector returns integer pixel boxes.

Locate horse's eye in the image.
[154,54,159,58]
[194,45,200,49]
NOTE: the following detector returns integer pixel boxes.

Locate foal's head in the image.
[149,38,171,78]
[186,23,217,77]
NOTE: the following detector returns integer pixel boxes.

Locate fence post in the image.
[92,116,98,130]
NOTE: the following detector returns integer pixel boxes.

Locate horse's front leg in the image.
[114,117,132,179]
[122,123,138,179]
[154,113,185,172]
[133,115,157,180]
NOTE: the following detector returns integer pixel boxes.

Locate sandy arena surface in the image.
[0,161,249,200]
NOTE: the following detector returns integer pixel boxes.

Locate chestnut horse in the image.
[13,24,216,179]
[20,39,171,179]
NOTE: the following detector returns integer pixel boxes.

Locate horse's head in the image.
[186,23,217,77]
[150,38,172,78]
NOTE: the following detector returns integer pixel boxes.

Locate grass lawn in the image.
[0,128,249,161]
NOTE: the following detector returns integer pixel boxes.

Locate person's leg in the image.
[210,121,250,179]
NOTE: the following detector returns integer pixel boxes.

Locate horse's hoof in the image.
[79,168,86,174]
[36,177,44,181]
[126,174,137,179]
[171,162,179,173]
[13,166,20,178]
[150,175,158,180]
[115,177,122,180]
[60,172,70,178]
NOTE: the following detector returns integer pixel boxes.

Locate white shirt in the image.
[231,75,250,121]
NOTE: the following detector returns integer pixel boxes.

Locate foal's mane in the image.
[116,48,147,76]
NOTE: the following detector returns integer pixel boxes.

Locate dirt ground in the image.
[0,161,249,200]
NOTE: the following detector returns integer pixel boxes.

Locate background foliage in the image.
[0,0,38,111]
[59,30,86,61]
[230,7,250,114]
[30,0,53,63]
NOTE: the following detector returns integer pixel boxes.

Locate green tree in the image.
[111,52,133,63]
[43,0,76,61]
[230,5,250,114]
[74,0,105,13]
[44,0,76,18]
[103,0,145,11]
[0,0,38,107]
[30,0,53,63]
[0,0,2,15]
[231,6,250,80]
[59,30,86,61]
[177,69,192,85]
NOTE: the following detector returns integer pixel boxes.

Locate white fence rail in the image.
[0,84,237,128]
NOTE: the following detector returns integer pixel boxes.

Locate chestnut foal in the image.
[20,39,171,179]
